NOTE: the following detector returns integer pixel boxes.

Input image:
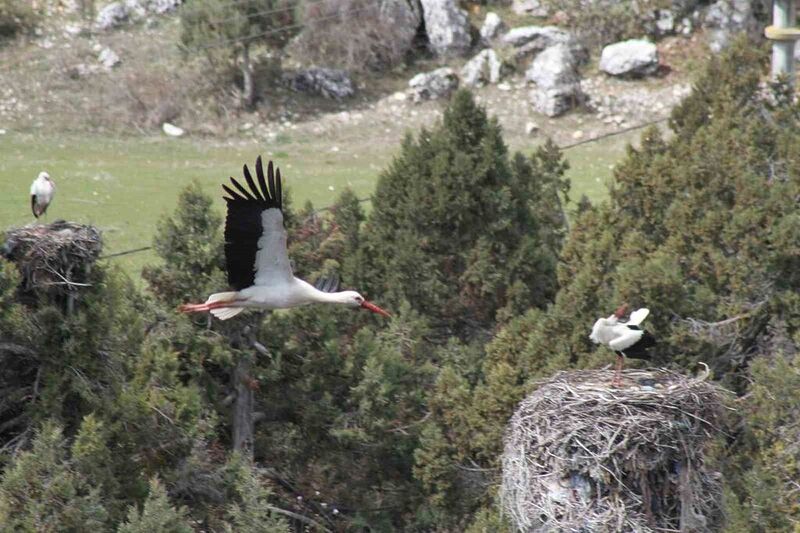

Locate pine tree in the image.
[117,478,192,533]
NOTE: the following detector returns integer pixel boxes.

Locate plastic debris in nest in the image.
[501,368,731,532]
[1,221,102,295]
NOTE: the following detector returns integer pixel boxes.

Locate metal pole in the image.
[766,0,799,86]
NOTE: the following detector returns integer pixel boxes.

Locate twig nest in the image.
[2,221,102,294]
[501,369,730,532]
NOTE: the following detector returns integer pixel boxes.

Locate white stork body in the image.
[179,157,390,320]
[590,306,655,386]
[30,171,55,219]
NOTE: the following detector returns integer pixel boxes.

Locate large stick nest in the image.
[2,221,102,294]
[501,369,731,532]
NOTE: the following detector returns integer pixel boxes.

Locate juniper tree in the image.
[358,89,568,340]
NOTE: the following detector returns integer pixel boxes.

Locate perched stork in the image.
[589,304,656,387]
[30,171,55,219]
[179,157,391,321]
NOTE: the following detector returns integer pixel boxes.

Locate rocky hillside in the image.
[0,0,770,144]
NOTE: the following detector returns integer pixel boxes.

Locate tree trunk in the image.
[232,353,254,459]
[240,44,256,110]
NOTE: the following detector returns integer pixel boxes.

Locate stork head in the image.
[613,303,629,319]
[38,171,52,183]
[341,290,391,317]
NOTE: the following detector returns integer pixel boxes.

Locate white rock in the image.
[95,2,130,30]
[0,129,6,135]
[98,47,121,70]
[408,67,459,102]
[480,12,506,42]
[162,122,184,137]
[420,0,472,57]
[599,39,659,77]
[525,43,579,88]
[572,130,583,139]
[525,122,538,135]
[498,82,512,91]
[392,91,408,101]
[461,49,504,87]
[502,25,587,65]
[512,0,548,17]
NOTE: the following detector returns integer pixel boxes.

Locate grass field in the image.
[0,128,642,279]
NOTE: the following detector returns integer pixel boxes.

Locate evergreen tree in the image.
[117,478,192,533]
[359,90,568,339]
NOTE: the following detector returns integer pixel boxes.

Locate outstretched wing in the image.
[222,157,292,290]
[626,308,650,326]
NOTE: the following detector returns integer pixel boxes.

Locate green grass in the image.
[0,128,642,280]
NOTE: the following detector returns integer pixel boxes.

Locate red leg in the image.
[178,301,237,314]
[611,354,624,387]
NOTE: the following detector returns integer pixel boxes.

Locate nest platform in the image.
[501,368,730,532]
[2,221,102,295]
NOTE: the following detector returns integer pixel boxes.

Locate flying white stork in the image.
[589,304,656,387]
[30,171,55,219]
[179,156,391,321]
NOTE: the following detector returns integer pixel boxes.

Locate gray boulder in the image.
[408,67,459,102]
[512,0,548,17]
[381,0,423,54]
[599,39,659,77]
[703,0,757,53]
[502,25,587,65]
[526,44,583,117]
[96,2,130,30]
[461,49,504,87]
[420,0,472,57]
[286,68,355,99]
[480,12,506,42]
[144,0,182,14]
[98,47,121,70]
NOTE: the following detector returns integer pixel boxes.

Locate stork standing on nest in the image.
[179,156,391,321]
[30,171,55,220]
[590,305,656,387]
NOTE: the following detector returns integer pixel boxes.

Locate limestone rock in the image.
[95,2,129,30]
[480,12,506,42]
[162,122,184,137]
[98,47,121,70]
[599,39,659,77]
[703,0,757,53]
[512,0,548,17]
[502,25,587,65]
[461,49,504,87]
[286,68,355,99]
[527,44,584,117]
[420,0,472,57]
[408,67,458,102]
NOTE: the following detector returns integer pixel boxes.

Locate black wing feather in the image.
[224,157,283,290]
[314,273,340,293]
[256,156,269,201]
[243,164,264,202]
[31,195,38,218]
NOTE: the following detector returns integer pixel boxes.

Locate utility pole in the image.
[765,0,799,86]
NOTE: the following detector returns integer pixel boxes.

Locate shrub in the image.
[290,0,419,72]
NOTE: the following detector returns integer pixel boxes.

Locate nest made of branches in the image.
[2,221,102,295]
[501,368,732,533]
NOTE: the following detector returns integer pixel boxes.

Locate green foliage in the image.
[117,478,192,533]
[0,423,109,531]
[222,455,289,533]
[0,0,39,41]
[143,180,226,308]
[360,89,567,338]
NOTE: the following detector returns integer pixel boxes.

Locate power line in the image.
[100,116,671,261]
[179,2,380,53]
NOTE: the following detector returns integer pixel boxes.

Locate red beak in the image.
[361,300,391,317]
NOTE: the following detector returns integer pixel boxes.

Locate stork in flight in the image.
[30,171,55,220]
[590,304,656,387]
[179,157,391,321]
